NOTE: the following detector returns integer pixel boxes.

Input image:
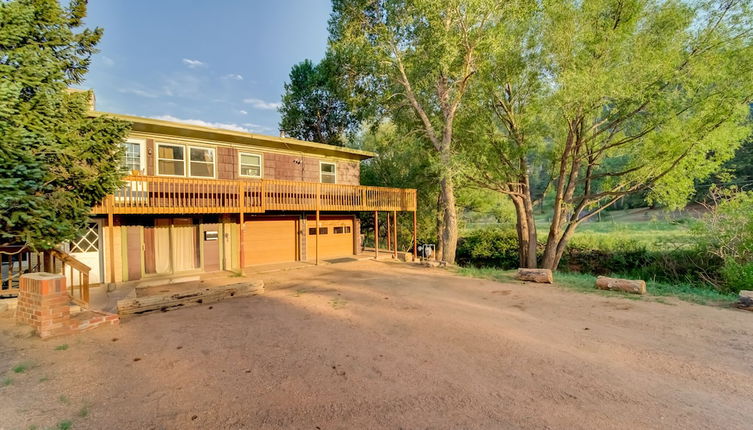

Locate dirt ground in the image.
[1,260,752,430]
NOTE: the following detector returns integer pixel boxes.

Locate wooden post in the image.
[386,211,391,252]
[374,211,379,259]
[316,183,321,265]
[107,195,115,284]
[413,210,418,261]
[393,210,398,259]
[238,183,245,271]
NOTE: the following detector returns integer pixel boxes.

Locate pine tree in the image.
[0,0,131,250]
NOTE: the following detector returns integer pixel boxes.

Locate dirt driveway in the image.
[1,260,752,429]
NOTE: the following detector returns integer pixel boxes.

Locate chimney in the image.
[66,88,96,110]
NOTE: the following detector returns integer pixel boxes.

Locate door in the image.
[153,218,172,274]
[172,218,199,272]
[243,217,297,266]
[68,221,103,284]
[307,216,354,260]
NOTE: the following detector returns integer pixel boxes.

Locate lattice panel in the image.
[70,224,99,253]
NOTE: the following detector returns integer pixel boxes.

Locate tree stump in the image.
[516,268,553,284]
[595,276,646,295]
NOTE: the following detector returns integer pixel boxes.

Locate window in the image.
[307,227,328,235]
[320,162,336,183]
[156,143,215,178]
[308,227,317,235]
[345,226,351,234]
[334,226,344,234]
[157,144,185,176]
[189,147,215,178]
[239,152,262,178]
[123,141,142,173]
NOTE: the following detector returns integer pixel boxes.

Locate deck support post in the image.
[107,195,115,285]
[413,210,418,261]
[386,212,391,252]
[393,210,398,259]
[374,211,379,259]
[316,183,321,265]
[238,183,245,271]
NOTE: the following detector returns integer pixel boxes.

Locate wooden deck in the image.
[91,175,417,215]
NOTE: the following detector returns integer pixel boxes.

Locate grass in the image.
[12,362,32,374]
[78,405,90,418]
[2,377,12,386]
[54,344,69,351]
[58,395,70,405]
[56,420,72,430]
[456,266,737,306]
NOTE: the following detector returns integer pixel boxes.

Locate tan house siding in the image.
[302,157,320,183]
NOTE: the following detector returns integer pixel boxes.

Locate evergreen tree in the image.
[0,0,131,250]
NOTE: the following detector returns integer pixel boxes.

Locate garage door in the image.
[307,216,354,260]
[244,217,298,266]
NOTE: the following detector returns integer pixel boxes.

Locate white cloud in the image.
[243,123,275,133]
[242,97,281,110]
[154,115,253,133]
[239,110,248,115]
[223,73,244,81]
[119,88,159,98]
[182,58,206,69]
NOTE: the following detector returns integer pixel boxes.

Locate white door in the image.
[68,221,103,285]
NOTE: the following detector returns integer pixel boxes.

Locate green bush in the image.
[457,228,519,269]
[720,260,753,293]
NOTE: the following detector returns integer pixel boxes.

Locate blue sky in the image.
[78,0,332,135]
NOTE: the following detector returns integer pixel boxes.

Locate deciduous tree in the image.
[463,0,753,269]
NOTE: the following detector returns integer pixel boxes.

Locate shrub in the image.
[720,261,753,293]
[457,228,519,268]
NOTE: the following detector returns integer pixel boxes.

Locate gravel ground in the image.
[1,259,752,430]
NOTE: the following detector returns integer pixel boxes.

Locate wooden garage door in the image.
[307,217,354,260]
[244,217,297,266]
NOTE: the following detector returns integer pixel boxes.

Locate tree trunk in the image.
[511,196,529,267]
[435,191,444,259]
[440,174,458,264]
[521,177,538,268]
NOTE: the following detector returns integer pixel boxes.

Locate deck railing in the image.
[92,175,417,215]
[0,246,91,304]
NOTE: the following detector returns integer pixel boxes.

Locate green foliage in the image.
[695,187,753,291]
[56,420,72,430]
[54,344,69,351]
[719,260,753,293]
[279,55,358,146]
[356,122,439,246]
[456,227,520,269]
[0,0,131,250]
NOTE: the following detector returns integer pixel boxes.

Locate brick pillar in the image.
[16,273,70,338]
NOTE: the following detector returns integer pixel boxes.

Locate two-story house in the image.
[57,111,417,290]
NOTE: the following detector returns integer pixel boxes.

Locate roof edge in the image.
[89,111,375,160]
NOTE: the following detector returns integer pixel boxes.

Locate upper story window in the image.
[157,143,185,176]
[239,152,262,178]
[320,162,336,184]
[189,147,215,178]
[156,143,215,178]
[122,139,145,173]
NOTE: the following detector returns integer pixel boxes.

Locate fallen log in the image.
[516,268,553,284]
[117,281,264,316]
[595,276,646,295]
